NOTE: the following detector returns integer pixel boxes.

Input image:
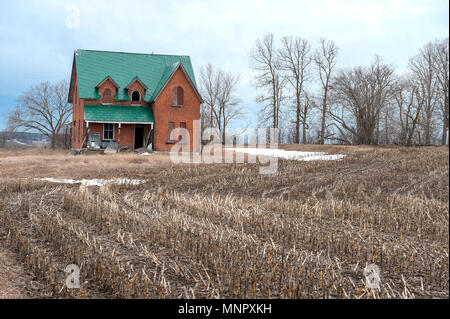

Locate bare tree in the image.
[0,131,9,147]
[278,36,312,143]
[329,57,395,145]
[300,90,314,144]
[392,75,424,146]
[217,71,242,143]
[314,38,338,144]
[0,120,15,147]
[199,63,242,143]
[200,103,211,139]
[409,42,439,145]
[200,63,221,130]
[250,34,285,128]
[8,80,71,149]
[433,38,449,145]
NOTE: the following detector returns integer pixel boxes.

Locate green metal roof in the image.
[84,105,154,123]
[74,49,198,102]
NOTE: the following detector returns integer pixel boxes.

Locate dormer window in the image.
[125,76,147,104]
[172,86,184,106]
[131,90,141,102]
[103,89,113,104]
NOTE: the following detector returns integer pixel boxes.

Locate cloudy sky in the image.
[0,0,448,130]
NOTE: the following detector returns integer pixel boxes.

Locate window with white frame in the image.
[103,123,114,140]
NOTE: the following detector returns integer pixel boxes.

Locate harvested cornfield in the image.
[0,146,448,298]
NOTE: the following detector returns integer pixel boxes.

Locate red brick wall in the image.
[119,124,134,147]
[152,67,201,152]
[71,78,86,149]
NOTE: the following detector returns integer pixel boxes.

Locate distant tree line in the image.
[247,35,449,146]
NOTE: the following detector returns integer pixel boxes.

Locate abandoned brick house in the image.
[68,49,202,152]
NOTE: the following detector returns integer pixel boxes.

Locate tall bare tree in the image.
[217,71,242,143]
[301,90,314,144]
[199,63,242,143]
[250,34,285,128]
[278,36,312,143]
[392,75,424,146]
[433,38,449,145]
[409,42,439,145]
[7,80,71,149]
[199,63,220,130]
[314,38,338,144]
[329,57,395,145]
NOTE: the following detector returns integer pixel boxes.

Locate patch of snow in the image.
[7,139,28,145]
[225,148,345,161]
[140,152,150,156]
[13,139,28,145]
[36,178,146,186]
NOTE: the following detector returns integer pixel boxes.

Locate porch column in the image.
[83,121,90,148]
[118,123,121,144]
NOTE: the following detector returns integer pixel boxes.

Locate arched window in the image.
[103,89,113,104]
[172,86,184,106]
[131,90,141,102]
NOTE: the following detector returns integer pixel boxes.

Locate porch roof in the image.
[84,105,154,123]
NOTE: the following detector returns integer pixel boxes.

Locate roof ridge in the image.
[75,49,190,58]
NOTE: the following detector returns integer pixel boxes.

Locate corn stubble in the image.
[0,147,448,298]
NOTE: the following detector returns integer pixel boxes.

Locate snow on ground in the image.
[11,139,27,145]
[35,178,146,186]
[225,148,345,161]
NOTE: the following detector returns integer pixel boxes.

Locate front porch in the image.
[84,122,153,151]
[81,104,154,151]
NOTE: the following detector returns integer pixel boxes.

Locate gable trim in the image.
[95,75,120,89]
[68,53,77,103]
[125,76,148,90]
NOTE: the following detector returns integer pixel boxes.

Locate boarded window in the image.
[172,86,184,106]
[103,89,113,104]
[179,122,187,141]
[167,121,175,142]
[104,123,114,140]
[131,90,140,102]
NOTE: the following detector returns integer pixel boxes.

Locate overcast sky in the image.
[0,0,448,130]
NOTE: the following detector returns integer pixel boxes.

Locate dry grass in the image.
[0,146,448,299]
[0,148,175,180]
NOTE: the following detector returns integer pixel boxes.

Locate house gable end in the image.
[153,63,203,104]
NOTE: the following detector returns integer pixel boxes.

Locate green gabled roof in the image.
[73,49,198,102]
[84,105,154,123]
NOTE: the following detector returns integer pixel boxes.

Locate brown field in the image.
[0,145,448,299]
